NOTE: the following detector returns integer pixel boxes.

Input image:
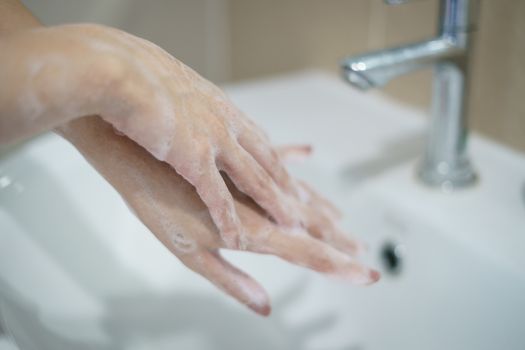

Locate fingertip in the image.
[184,250,273,315]
[302,144,313,155]
[338,265,381,286]
[242,282,271,316]
[356,269,381,285]
[368,269,381,283]
[363,270,381,286]
[249,302,272,317]
[290,144,313,158]
[276,144,313,163]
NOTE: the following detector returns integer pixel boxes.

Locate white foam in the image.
[169,231,197,253]
[83,35,177,162]
[17,88,43,122]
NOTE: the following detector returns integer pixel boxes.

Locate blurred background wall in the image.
[22,0,525,152]
[21,0,231,82]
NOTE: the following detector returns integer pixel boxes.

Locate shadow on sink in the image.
[1,277,347,350]
[340,132,424,186]
[0,158,147,295]
[103,281,339,350]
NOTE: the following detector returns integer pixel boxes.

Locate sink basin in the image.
[1,71,524,350]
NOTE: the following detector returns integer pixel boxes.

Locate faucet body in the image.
[342,0,479,189]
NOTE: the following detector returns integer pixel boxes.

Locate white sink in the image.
[1,71,524,350]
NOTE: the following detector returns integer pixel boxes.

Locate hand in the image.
[58,116,380,316]
[2,23,321,249]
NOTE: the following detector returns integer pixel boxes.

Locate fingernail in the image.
[248,303,272,317]
[303,144,313,154]
[368,269,381,284]
[345,267,381,285]
[294,145,313,158]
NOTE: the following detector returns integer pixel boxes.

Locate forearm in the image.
[0,3,166,151]
[0,24,130,145]
[0,1,61,144]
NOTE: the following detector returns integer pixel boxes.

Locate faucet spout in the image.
[340,0,479,190]
[341,37,463,90]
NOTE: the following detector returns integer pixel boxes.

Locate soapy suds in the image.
[219,151,300,229]
[82,24,294,248]
[232,275,268,309]
[296,182,311,203]
[62,26,308,259]
[170,231,197,253]
[119,161,198,254]
[206,251,269,310]
[83,35,176,161]
[193,171,242,249]
[17,88,43,122]
[18,55,69,122]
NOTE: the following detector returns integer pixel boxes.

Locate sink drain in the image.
[380,241,405,275]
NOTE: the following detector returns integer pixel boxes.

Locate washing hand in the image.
[59,117,380,315]
[2,23,322,249]
[1,21,379,315]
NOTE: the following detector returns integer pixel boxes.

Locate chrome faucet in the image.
[341,0,479,189]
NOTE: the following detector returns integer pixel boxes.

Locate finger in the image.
[273,145,343,221]
[180,250,271,316]
[298,183,362,255]
[219,144,302,228]
[250,227,380,285]
[237,130,299,197]
[276,144,313,162]
[238,113,271,143]
[276,145,356,254]
[299,180,342,220]
[306,218,364,256]
[173,156,243,249]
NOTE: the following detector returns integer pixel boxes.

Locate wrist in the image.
[0,26,132,144]
[30,26,131,119]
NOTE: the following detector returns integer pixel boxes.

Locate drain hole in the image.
[380,241,404,275]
